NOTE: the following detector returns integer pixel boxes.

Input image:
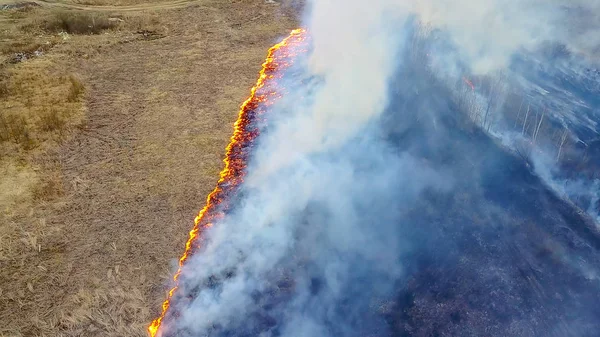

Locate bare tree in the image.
[483,74,503,131]
[456,81,469,112]
[522,103,530,136]
[533,107,546,144]
[557,126,569,163]
[514,97,525,128]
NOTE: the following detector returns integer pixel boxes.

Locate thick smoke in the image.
[248,0,403,179]
[411,0,600,72]
[161,0,600,336]
[172,2,439,334]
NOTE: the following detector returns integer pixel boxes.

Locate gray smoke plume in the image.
[159,0,600,336]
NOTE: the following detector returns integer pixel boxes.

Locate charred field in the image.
[152,15,600,337]
[381,57,600,336]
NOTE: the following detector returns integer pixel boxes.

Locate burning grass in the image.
[149,28,308,336]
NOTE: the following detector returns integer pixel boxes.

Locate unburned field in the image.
[0,0,299,335]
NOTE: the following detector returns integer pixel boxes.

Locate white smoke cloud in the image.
[417,0,600,72]
[248,0,405,183]
[167,1,441,330]
[159,0,600,335]
[250,0,600,183]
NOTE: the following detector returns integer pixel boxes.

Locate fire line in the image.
[148,28,307,337]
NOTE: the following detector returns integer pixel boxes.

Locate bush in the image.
[40,10,117,35]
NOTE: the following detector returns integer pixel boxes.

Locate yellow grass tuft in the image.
[0,60,85,153]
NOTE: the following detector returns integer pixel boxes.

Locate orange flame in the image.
[148,28,307,337]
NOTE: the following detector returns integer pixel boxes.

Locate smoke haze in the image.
[158,0,600,336]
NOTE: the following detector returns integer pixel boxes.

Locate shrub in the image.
[35,10,117,35]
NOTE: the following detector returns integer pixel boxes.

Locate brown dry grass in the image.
[0,61,86,150]
[0,0,300,336]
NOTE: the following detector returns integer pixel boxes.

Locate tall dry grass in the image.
[21,10,118,35]
[0,1,300,335]
[0,62,86,154]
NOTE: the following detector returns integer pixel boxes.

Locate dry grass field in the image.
[0,1,299,335]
